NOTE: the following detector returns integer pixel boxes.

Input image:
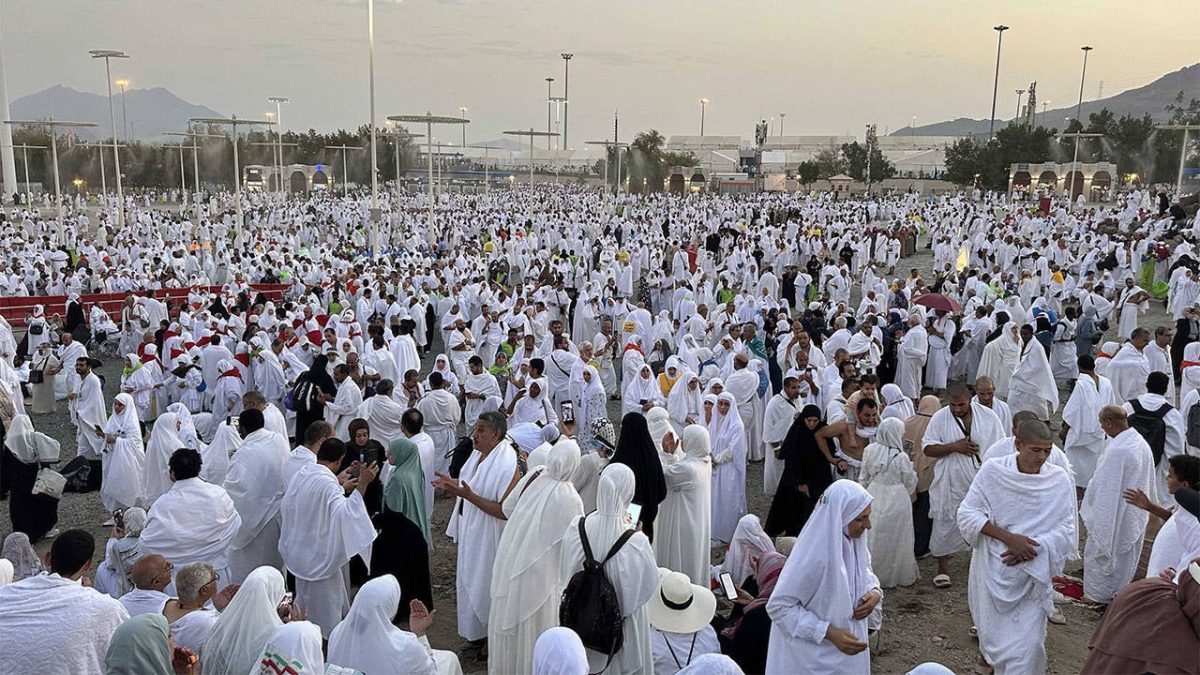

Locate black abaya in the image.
[611,412,668,541]
[370,507,432,623]
[8,458,59,543]
[764,405,833,537]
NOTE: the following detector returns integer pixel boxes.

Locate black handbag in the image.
[28,369,43,384]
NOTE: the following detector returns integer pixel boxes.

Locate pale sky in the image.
[3,0,1196,146]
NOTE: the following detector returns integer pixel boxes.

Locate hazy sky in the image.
[3,0,1195,147]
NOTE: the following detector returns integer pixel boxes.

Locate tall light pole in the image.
[1015,89,1025,122]
[1041,100,1050,128]
[779,112,785,136]
[1,143,45,207]
[1158,124,1200,199]
[166,129,221,199]
[89,49,128,227]
[504,128,559,206]
[78,140,125,197]
[459,106,469,147]
[380,128,423,197]
[1076,45,1093,124]
[366,0,381,258]
[699,98,708,136]
[545,77,555,148]
[4,119,96,220]
[988,24,1009,140]
[1060,130,1103,209]
[561,53,572,150]
[189,116,272,242]
[387,113,468,244]
[115,79,130,143]
[268,96,289,196]
[0,7,17,202]
[324,144,365,194]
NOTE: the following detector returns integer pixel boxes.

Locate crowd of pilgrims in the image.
[0,184,1197,674]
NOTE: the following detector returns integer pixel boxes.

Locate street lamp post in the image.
[268,97,289,197]
[459,107,469,147]
[1158,124,1200,200]
[545,77,555,148]
[387,113,468,244]
[988,24,1009,140]
[1,143,46,207]
[189,116,272,242]
[4,119,96,220]
[324,145,365,194]
[89,49,128,227]
[561,53,572,150]
[1041,101,1050,128]
[1015,89,1025,122]
[699,98,708,136]
[115,79,130,143]
[779,113,785,136]
[1076,45,1093,124]
[1059,130,1103,209]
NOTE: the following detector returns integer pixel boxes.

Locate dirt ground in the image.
[1,233,1178,674]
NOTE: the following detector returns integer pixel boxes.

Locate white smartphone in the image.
[626,502,642,525]
[719,572,738,601]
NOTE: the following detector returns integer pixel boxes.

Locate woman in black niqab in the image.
[610,411,668,541]
[295,354,338,441]
[764,404,833,537]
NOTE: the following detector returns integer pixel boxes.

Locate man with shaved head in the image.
[117,553,173,617]
[922,384,1006,588]
[1080,405,1157,604]
[958,417,1078,673]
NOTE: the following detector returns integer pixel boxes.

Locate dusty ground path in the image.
[3,232,1177,674]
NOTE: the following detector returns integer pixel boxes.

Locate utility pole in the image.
[988,24,1009,140]
[561,53,572,150]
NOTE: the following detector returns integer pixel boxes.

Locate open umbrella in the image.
[913,293,961,313]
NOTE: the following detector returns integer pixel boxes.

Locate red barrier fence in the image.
[0,284,291,329]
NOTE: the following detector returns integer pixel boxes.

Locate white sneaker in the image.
[1052,590,1071,605]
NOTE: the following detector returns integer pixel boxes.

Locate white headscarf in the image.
[579,365,605,425]
[104,392,141,439]
[327,575,433,675]
[200,566,286,675]
[4,414,60,464]
[666,372,703,426]
[533,627,589,675]
[624,364,660,411]
[142,412,181,504]
[492,439,584,632]
[719,514,774,586]
[770,479,874,637]
[879,383,915,421]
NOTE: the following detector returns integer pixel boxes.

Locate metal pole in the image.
[529,130,534,192]
[342,147,349,194]
[393,138,400,198]
[546,78,554,149]
[50,126,62,220]
[700,102,705,136]
[988,25,1008,141]
[21,146,30,206]
[120,85,129,143]
[1178,128,1189,199]
[192,133,199,197]
[103,58,124,227]
[97,145,107,196]
[1076,46,1092,123]
[426,120,434,241]
[232,125,243,242]
[562,54,571,151]
[0,7,17,203]
[1070,135,1080,208]
[178,143,186,209]
[367,0,379,258]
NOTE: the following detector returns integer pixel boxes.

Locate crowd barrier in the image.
[0,284,291,330]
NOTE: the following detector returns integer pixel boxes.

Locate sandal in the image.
[933,574,952,589]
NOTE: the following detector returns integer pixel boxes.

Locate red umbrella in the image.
[913,293,961,313]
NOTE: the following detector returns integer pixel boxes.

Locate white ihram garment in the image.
[1061,374,1117,488]
[654,425,713,586]
[223,427,291,583]
[922,403,1004,557]
[140,477,241,586]
[858,419,918,588]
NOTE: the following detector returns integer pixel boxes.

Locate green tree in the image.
[625,129,669,193]
[796,160,820,188]
[813,146,846,178]
[840,141,895,181]
[1153,92,1200,182]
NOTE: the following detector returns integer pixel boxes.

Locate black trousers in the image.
[913,490,932,557]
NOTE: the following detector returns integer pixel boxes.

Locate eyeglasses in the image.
[152,562,175,585]
[203,570,220,588]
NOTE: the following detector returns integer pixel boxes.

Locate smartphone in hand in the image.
[719,572,738,601]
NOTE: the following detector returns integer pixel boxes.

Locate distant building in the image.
[1007,161,1116,200]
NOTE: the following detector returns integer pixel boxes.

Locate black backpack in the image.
[560,516,636,666]
[1128,399,1170,465]
[1187,403,1200,451]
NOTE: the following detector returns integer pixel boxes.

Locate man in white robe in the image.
[922,384,1005,585]
[543,336,580,410]
[356,379,407,446]
[1060,355,1118,493]
[69,356,107,461]
[896,312,928,400]
[282,420,334,487]
[1008,324,1059,421]
[433,410,521,646]
[1079,405,1156,604]
[725,354,764,462]
[1145,325,1177,404]
[417,372,461,477]
[1107,327,1152,402]
[0,530,129,674]
[200,334,234,400]
[762,377,801,496]
[462,355,502,430]
[140,448,241,588]
[324,363,363,439]
[924,309,955,392]
[223,409,291,583]
[279,438,379,638]
[972,376,1012,435]
[119,554,174,617]
[958,419,1077,674]
[1114,278,1149,339]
